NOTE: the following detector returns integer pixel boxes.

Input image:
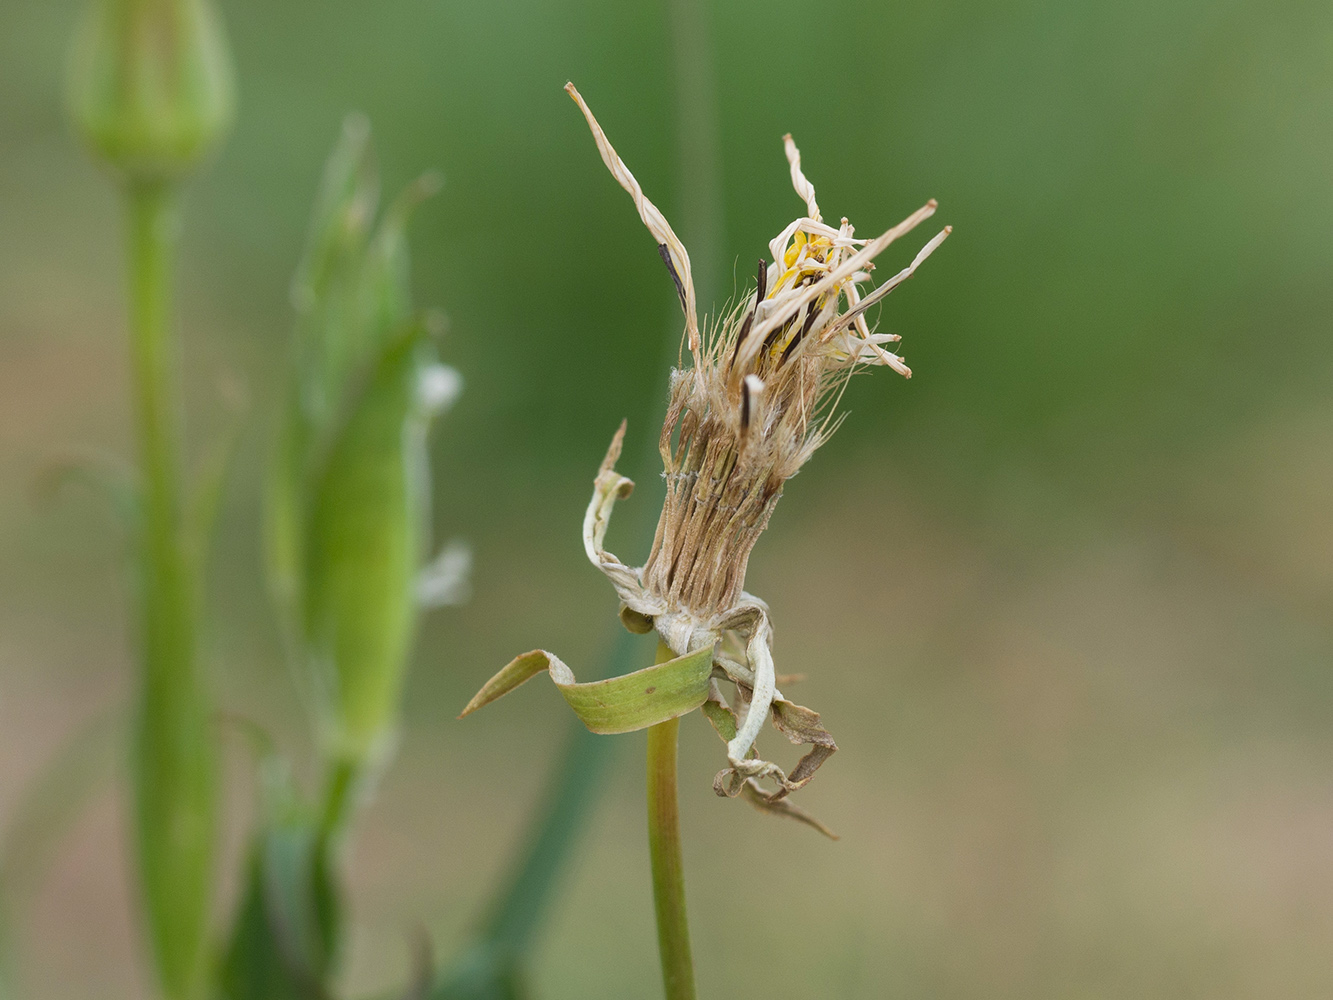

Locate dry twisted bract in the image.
[568,82,950,813]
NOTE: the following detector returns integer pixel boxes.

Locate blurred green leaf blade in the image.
[218,761,342,1000]
[303,322,441,763]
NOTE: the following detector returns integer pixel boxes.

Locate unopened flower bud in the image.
[66,0,235,182]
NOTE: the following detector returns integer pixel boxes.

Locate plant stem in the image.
[126,178,215,1000]
[646,640,697,1000]
[318,756,359,839]
[129,181,185,555]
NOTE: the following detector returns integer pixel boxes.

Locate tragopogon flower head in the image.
[570,82,949,810]
[463,84,948,832]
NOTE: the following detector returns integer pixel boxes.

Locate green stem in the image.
[646,641,696,1000]
[126,178,215,1000]
[129,181,185,552]
[318,756,359,838]
[315,753,359,876]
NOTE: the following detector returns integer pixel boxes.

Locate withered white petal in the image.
[417,363,462,415]
[417,538,471,607]
[783,133,821,222]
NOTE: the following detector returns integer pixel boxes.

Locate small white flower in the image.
[417,538,472,608]
[417,363,463,416]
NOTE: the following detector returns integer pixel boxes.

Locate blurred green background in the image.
[2,0,1332,997]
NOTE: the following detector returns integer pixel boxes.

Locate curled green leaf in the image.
[460,646,714,736]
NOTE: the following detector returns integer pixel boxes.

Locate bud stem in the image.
[125,176,216,1000]
[128,181,185,548]
[646,640,697,1000]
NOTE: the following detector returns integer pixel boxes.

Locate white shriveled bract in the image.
[567,82,950,808]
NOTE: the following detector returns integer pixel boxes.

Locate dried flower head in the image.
[571,82,949,800]
[465,83,948,824]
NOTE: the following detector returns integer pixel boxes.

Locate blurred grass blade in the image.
[434,629,647,1000]
[430,941,527,1000]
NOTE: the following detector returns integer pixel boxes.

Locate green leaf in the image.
[290,115,379,433]
[430,942,527,1000]
[217,761,342,1000]
[357,172,441,355]
[459,646,714,736]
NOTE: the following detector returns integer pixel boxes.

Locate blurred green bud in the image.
[268,120,462,772]
[66,0,235,182]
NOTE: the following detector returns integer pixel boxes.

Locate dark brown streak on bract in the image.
[740,378,752,431]
[658,243,688,313]
[780,296,822,367]
[730,259,767,372]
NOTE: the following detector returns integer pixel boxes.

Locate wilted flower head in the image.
[466,83,948,824]
[573,81,951,799]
